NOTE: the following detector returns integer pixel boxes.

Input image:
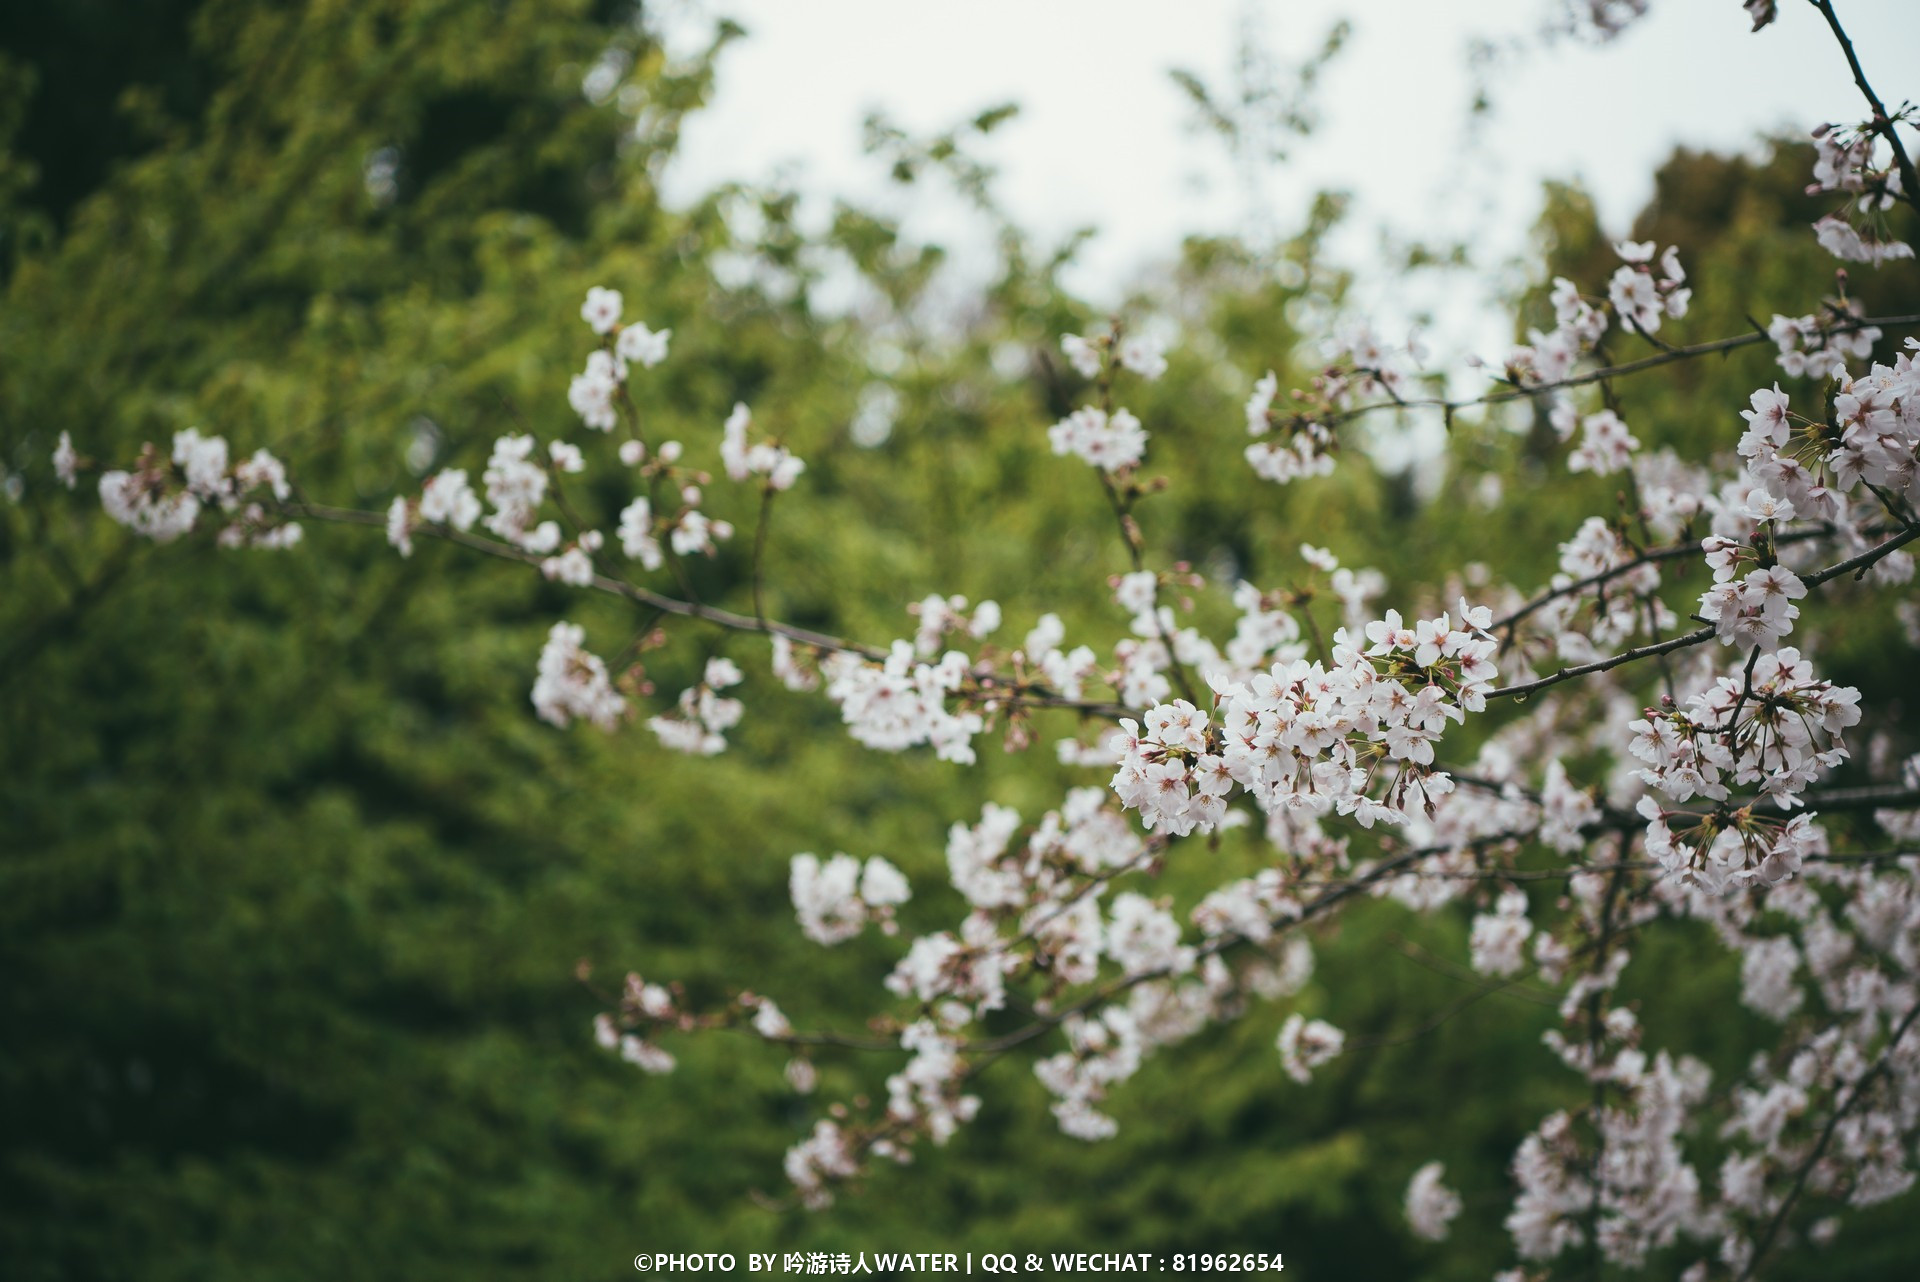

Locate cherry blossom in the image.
[580,285,623,334]
[647,655,745,754]
[790,852,913,945]
[617,321,671,369]
[1405,1161,1464,1241]
[1470,889,1534,978]
[1607,239,1689,335]
[719,402,805,490]
[530,622,625,730]
[1048,406,1147,473]
[1276,1013,1344,1084]
[1117,334,1168,380]
[52,431,78,489]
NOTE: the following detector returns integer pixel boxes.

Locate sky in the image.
[654,0,1915,363]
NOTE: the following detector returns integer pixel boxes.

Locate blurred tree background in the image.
[3,3,1918,1280]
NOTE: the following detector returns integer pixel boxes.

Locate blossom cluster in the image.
[648,657,746,755]
[99,428,299,548]
[1112,604,1498,835]
[1049,328,1164,473]
[821,643,987,764]
[592,971,681,1075]
[1630,647,1860,888]
[1241,324,1427,486]
[1047,406,1148,473]
[1806,122,1916,266]
[719,402,805,491]
[1769,304,1881,381]
[531,622,626,730]
[1508,275,1609,388]
[569,285,671,430]
[1606,240,1690,336]
[1061,328,1167,382]
[789,851,912,945]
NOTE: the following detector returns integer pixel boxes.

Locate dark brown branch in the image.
[1492,525,1847,637]
[1488,524,1920,702]
[284,501,1135,721]
[1328,314,1920,429]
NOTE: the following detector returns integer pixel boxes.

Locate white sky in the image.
[657,0,1915,358]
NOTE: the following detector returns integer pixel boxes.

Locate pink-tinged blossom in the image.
[1607,241,1689,335]
[1405,1161,1463,1241]
[665,501,732,558]
[541,530,602,587]
[1813,215,1915,266]
[1245,371,1278,434]
[616,1034,674,1074]
[53,431,79,489]
[615,497,663,570]
[100,459,201,543]
[1112,606,1493,833]
[1105,892,1193,977]
[1117,334,1167,380]
[1060,332,1103,379]
[1768,306,1877,379]
[821,643,983,764]
[233,449,289,501]
[884,921,1011,1015]
[784,1120,859,1210]
[616,321,670,368]
[1539,759,1599,853]
[482,435,552,548]
[1740,935,1804,1021]
[530,622,625,730]
[215,507,303,550]
[648,658,744,755]
[568,352,619,431]
[719,402,806,491]
[1633,646,1859,888]
[386,497,414,557]
[1276,1013,1344,1083]
[580,285,622,334]
[171,428,230,501]
[790,852,911,945]
[1471,889,1535,978]
[1698,564,1804,650]
[419,469,481,530]
[1569,409,1639,475]
[769,633,819,692]
[1740,384,1792,454]
[1048,406,1147,473]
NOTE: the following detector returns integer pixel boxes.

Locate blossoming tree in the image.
[36,2,1920,1276]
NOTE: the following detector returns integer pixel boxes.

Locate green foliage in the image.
[3,5,1918,1280]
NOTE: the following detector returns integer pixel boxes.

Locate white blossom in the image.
[581,285,623,334]
[1405,1161,1463,1241]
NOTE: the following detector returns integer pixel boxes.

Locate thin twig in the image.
[1808,0,1920,220]
[1329,313,1920,429]
[1489,525,1920,702]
